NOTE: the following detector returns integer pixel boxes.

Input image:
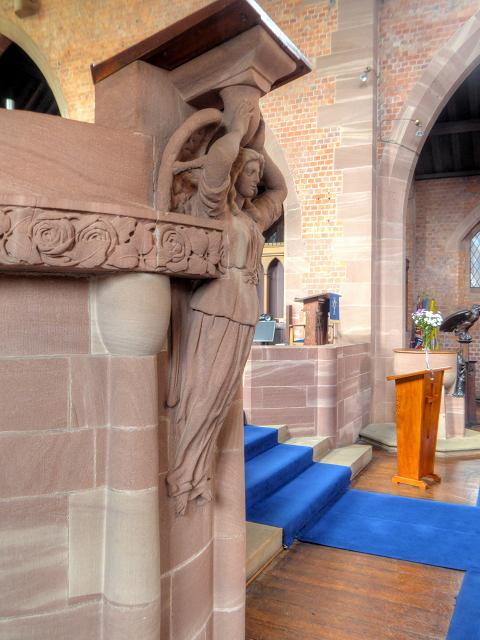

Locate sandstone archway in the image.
[373,11,480,421]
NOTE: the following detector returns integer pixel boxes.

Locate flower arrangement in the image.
[411,308,443,350]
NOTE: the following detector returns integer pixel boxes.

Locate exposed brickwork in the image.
[0,0,209,121]
[260,0,345,294]
[410,177,480,390]
[378,0,480,150]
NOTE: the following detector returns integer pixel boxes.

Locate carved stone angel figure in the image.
[160,89,287,515]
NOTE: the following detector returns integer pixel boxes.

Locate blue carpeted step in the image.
[299,489,480,571]
[247,462,351,546]
[447,570,480,639]
[244,424,279,462]
[245,443,313,507]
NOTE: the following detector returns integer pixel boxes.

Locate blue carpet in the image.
[244,424,278,461]
[244,425,351,545]
[245,442,313,506]
[447,571,480,639]
[298,490,480,571]
[244,425,480,636]
[247,462,350,546]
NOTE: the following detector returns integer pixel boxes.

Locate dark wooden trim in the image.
[430,119,480,136]
[430,136,443,173]
[415,169,480,180]
[91,0,311,89]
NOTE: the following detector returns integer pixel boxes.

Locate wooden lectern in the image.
[386,368,449,490]
[294,294,330,345]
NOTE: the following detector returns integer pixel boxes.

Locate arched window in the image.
[0,42,60,115]
[471,230,480,288]
[267,259,284,320]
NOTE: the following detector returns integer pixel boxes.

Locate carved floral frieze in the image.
[0,205,225,278]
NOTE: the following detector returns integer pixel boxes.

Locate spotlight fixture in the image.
[359,67,371,84]
[414,119,424,137]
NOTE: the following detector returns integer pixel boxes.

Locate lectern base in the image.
[392,473,441,490]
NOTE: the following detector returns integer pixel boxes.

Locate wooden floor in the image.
[246,448,480,640]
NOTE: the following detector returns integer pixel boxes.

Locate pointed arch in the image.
[374,10,480,421]
[0,17,68,116]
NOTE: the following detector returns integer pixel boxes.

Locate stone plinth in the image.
[243,343,371,446]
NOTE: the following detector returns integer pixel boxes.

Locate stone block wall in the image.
[0,273,245,640]
[244,344,370,446]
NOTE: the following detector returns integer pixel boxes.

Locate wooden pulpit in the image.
[294,294,330,345]
[386,368,449,490]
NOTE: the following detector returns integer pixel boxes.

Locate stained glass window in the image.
[471,232,480,287]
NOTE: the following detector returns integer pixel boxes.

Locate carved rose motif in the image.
[157,224,191,272]
[0,205,224,277]
[74,218,117,268]
[30,217,75,261]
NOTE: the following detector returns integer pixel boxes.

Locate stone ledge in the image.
[361,423,480,457]
[0,204,225,279]
[284,436,331,461]
[246,521,283,582]
[319,444,372,478]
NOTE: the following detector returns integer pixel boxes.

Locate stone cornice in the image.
[0,204,225,279]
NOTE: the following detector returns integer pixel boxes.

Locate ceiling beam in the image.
[468,73,480,119]
[446,102,463,171]
[472,131,480,169]
[430,119,480,136]
[430,136,444,173]
[416,169,480,181]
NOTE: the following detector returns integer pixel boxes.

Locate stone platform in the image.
[361,423,480,457]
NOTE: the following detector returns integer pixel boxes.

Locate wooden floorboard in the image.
[352,447,480,504]
[246,448,480,640]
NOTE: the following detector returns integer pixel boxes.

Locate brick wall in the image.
[378,0,480,151]
[410,177,480,390]
[260,0,344,296]
[260,0,377,337]
[0,0,209,121]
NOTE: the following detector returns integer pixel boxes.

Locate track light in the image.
[415,119,424,137]
[359,67,371,84]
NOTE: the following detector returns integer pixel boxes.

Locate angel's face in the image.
[235,159,261,199]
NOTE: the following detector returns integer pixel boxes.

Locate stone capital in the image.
[169,26,297,106]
